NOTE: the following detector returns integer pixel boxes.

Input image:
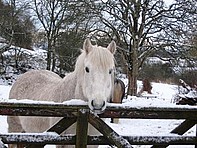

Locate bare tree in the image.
[0,0,34,72]
[33,0,69,71]
[89,0,197,96]
[33,0,92,71]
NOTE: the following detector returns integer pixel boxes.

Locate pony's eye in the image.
[109,69,113,74]
[85,67,90,73]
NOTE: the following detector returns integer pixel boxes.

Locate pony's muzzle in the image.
[90,100,106,114]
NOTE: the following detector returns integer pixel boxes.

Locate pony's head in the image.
[80,39,116,114]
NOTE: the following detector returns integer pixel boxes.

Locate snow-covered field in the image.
[0,85,11,134]
[0,81,196,148]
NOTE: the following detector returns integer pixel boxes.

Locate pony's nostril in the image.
[91,100,94,107]
[102,101,105,108]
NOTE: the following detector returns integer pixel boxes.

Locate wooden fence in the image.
[0,101,197,148]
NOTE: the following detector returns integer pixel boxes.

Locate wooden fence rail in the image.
[0,101,197,147]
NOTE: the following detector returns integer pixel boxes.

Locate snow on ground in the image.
[0,82,196,148]
[0,85,11,134]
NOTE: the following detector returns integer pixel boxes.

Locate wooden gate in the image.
[0,101,197,147]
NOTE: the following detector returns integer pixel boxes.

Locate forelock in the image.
[87,46,115,70]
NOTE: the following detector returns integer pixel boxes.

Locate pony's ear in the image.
[107,40,116,54]
[83,38,92,54]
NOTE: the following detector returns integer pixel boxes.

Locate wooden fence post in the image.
[76,109,89,148]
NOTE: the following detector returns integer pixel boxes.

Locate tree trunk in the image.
[127,69,138,96]
[14,48,18,70]
[0,53,3,66]
[127,39,139,96]
[46,42,52,70]
[131,55,138,96]
[51,52,56,72]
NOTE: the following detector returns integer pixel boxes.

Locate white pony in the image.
[8,39,116,148]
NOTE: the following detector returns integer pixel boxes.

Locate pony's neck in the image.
[74,52,86,100]
[74,51,86,74]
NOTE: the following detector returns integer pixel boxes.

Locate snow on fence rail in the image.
[0,100,197,147]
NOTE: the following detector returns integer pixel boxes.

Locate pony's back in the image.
[9,70,62,101]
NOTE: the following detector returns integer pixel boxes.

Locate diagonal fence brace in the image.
[89,113,133,148]
[27,116,77,148]
[151,119,197,148]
